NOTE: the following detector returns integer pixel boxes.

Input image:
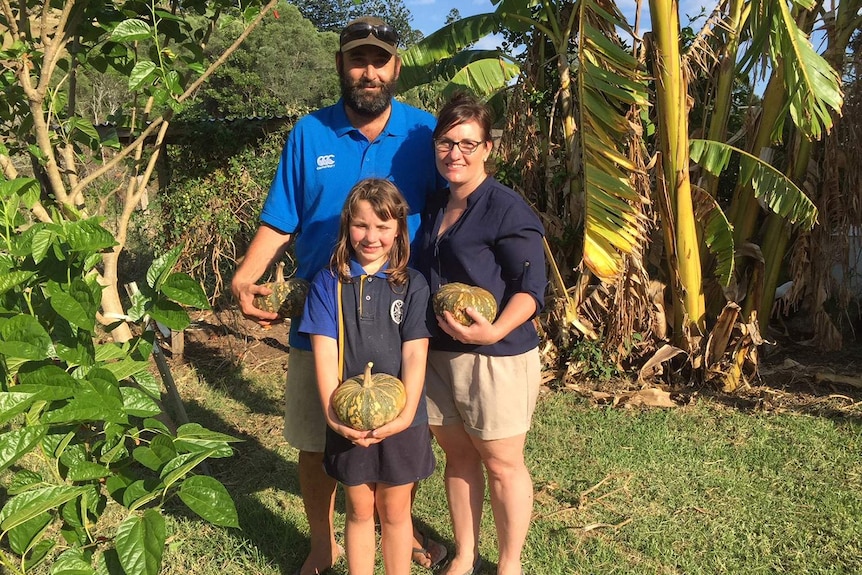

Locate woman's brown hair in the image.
[330,178,410,286]
[433,92,493,142]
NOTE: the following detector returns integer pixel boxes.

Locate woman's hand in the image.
[437,308,502,346]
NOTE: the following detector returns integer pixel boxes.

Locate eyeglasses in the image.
[434,138,484,155]
[340,22,399,47]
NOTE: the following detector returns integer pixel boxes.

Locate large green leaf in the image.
[692,187,735,287]
[146,246,183,291]
[178,476,239,528]
[690,139,817,230]
[399,13,504,90]
[0,315,52,361]
[160,273,210,309]
[0,485,87,532]
[45,278,101,331]
[743,0,843,141]
[115,510,165,575]
[0,425,47,473]
[444,57,520,99]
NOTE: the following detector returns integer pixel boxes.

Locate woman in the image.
[417,93,547,575]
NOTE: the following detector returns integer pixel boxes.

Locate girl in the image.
[299,178,435,575]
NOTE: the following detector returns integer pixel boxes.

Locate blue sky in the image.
[405,0,714,47]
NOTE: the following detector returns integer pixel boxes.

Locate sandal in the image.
[412,531,448,569]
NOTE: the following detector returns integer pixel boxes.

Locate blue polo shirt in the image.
[261,98,444,350]
[299,260,432,427]
[416,177,548,356]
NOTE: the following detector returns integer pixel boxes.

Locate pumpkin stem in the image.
[275,260,285,283]
[363,362,374,386]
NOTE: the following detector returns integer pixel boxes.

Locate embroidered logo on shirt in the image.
[390,299,404,324]
[316,154,335,170]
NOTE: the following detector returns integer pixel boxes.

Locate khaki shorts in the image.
[425,348,541,441]
[283,348,326,453]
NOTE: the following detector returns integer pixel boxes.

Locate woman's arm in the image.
[370,337,429,440]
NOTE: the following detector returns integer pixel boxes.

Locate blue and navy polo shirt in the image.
[416,177,548,357]
[299,260,432,427]
[261,98,444,350]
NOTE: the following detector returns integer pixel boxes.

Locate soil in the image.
[173,308,862,419]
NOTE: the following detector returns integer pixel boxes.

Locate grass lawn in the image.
[156,348,862,575]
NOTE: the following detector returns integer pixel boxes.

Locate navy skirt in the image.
[324,425,436,486]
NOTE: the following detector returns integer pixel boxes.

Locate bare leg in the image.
[377,483,415,575]
[472,434,531,575]
[298,450,341,575]
[432,424,484,575]
[343,483,377,575]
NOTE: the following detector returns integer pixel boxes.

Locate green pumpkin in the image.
[432,282,497,326]
[253,261,309,318]
[332,362,406,431]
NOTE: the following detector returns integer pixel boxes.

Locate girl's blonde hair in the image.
[331,178,410,286]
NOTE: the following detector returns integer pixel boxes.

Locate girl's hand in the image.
[325,406,381,447]
[437,308,501,346]
[368,413,410,442]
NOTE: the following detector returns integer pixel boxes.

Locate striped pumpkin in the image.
[332,362,406,431]
[432,282,497,326]
[253,278,309,318]
[253,261,309,318]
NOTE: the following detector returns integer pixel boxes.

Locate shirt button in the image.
[367,277,373,282]
[365,295,371,301]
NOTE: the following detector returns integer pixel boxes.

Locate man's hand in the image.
[232,280,280,326]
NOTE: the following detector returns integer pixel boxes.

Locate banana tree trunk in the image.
[703,0,747,199]
[649,0,705,338]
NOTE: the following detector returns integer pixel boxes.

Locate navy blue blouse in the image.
[416,177,547,356]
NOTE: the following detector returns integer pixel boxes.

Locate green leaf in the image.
[23,536,54,570]
[120,386,161,417]
[115,510,165,575]
[693,187,735,287]
[400,13,504,90]
[111,19,152,42]
[148,299,190,331]
[63,219,116,254]
[178,476,239,528]
[67,461,111,482]
[51,547,96,575]
[0,270,35,296]
[0,315,52,360]
[146,246,182,291]
[690,139,818,230]
[8,469,45,494]
[129,61,158,91]
[0,391,41,426]
[160,450,217,491]
[8,510,51,554]
[46,279,101,331]
[160,273,210,309]
[0,425,46,472]
[0,485,88,531]
[102,357,150,382]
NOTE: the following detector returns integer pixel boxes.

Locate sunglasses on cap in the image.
[340,21,399,47]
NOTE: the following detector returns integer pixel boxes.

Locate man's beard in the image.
[341,74,396,118]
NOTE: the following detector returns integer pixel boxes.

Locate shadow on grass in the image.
[162,334,349,574]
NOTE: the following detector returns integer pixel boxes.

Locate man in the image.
[231,16,446,575]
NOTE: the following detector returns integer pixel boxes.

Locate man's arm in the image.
[231,224,293,325]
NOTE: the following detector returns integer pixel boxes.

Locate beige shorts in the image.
[425,348,541,441]
[283,348,326,453]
